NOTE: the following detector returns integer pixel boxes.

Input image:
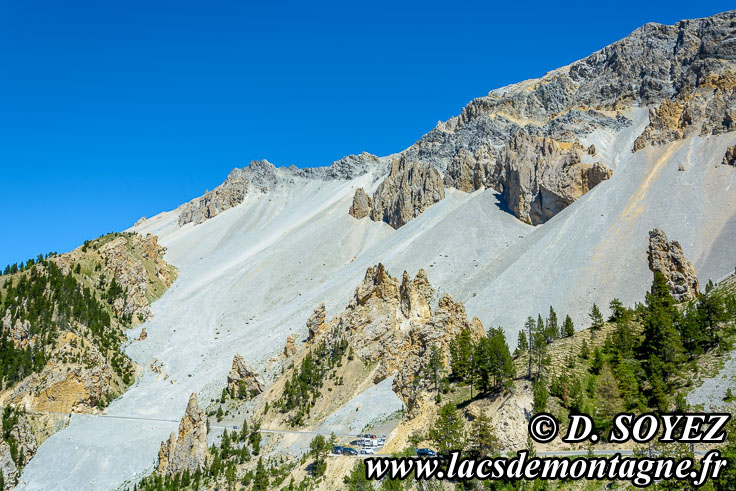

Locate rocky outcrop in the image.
[97,234,173,322]
[283,334,297,357]
[395,12,735,224]
[348,188,372,219]
[56,233,177,323]
[723,145,736,166]
[634,73,736,151]
[494,132,612,225]
[298,152,381,180]
[157,393,208,476]
[226,354,264,398]
[440,132,613,225]
[443,145,496,193]
[309,264,484,407]
[6,330,116,413]
[647,228,699,302]
[0,441,18,488]
[179,160,278,226]
[352,156,445,229]
[306,303,326,340]
[181,153,383,227]
[0,410,38,487]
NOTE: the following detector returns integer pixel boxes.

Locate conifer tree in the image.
[425,345,443,392]
[643,272,684,380]
[449,328,474,382]
[524,317,535,379]
[516,329,528,355]
[428,403,465,452]
[562,315,575,338]
[589,303,604,330]
[532,379,548,413]
[469,412,499,457]
[252,458,269,491]
[546,306,558,341]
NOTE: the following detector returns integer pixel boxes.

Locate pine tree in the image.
[524,317,535,379]
[425,344,443,392]
[516,329,528,355]
[591,347,603,375]
[532,379,548,413]
[643,272,684,380]
[695,289,728,347]
[252,457,269,490]
[309,434,328,476]
[546,306,558,341]
[344,461,371,490]
[562,315,575,337]
[449,328,474,382]
[428,403,465,452]
[532,315,548,379]
[608,299,625,322]
[589,303,604,330]
[475,327,514,393]
[580,339,590,359]
[469,412,499,457]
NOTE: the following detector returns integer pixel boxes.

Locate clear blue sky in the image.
[1,1,732,267]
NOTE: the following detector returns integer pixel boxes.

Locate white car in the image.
[359,448,375,455]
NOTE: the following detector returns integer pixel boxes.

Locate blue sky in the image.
[1,1,733,267]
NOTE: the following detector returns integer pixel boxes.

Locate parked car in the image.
[342,447,358,455]
[416,448,436,457]
[360,448,375,455]
[332,445,344,455]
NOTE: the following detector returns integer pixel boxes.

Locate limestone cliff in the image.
[397,11,736,226]
[307,264,484,405]
[157,393,208,476]
[226,354,264,399]
[647,228,700,302]
[179,160,277,226]
[349,156,445,229]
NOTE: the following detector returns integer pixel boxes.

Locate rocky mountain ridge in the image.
[181,11,736,229]
[179,152,385,226]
